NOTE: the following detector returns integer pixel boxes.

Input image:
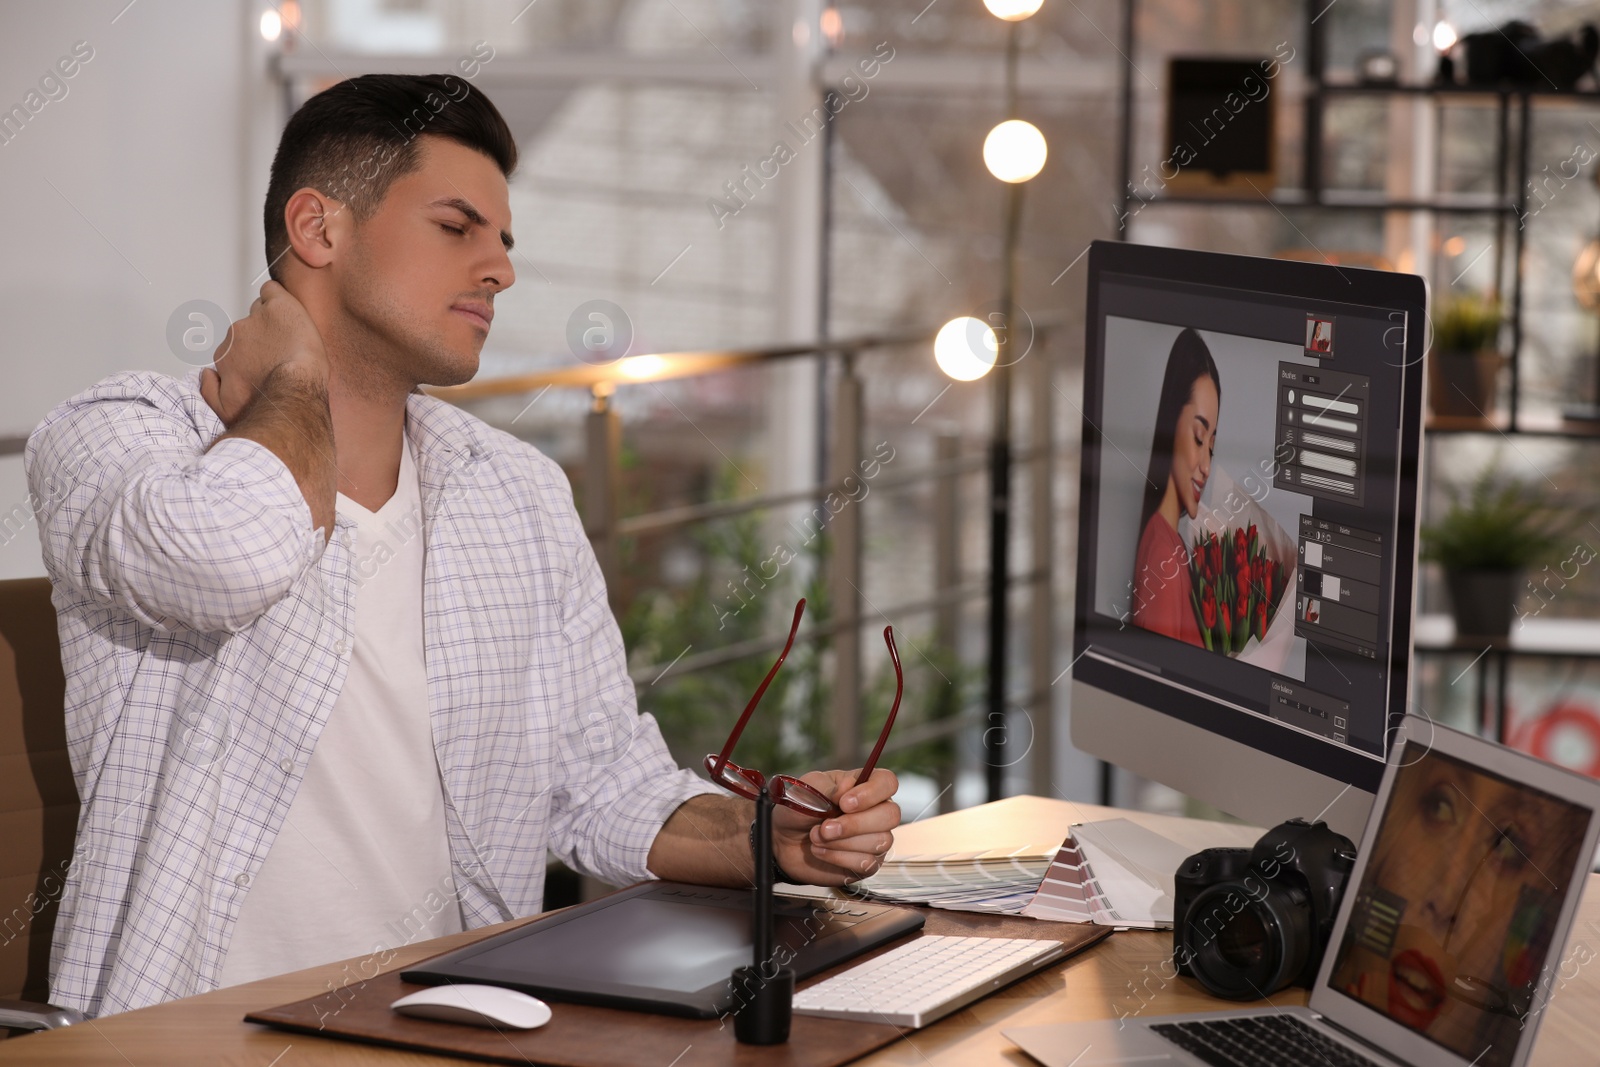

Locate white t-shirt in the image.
[218,434,462,986]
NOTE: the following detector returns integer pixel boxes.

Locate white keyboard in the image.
[792,934,1066,1029]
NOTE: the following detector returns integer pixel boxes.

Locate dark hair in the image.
[1137,327,1221,535]
[262,73,518,280]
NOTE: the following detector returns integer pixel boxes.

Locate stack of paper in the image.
[853,846,1055,913]
[851,796,1067,914]
[1022,815,1260,929]
[849,797,1263,920]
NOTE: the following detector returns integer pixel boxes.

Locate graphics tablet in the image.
[401,881,925,1018]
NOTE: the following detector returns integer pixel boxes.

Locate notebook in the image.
[1006,722,1600,1067]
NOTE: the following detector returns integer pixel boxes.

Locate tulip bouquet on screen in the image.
[1189,523,1289,655]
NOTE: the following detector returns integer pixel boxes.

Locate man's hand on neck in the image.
[200,280,338,541]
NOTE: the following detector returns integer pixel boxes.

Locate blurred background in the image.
[8,0,1600,879]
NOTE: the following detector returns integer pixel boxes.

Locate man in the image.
[25,73,899,1018]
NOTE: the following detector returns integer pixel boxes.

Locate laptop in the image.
[1005,722,1600,1067]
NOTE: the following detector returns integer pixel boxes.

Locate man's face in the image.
[332,135,515,390]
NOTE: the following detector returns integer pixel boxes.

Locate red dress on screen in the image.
[1130,513,1203,647]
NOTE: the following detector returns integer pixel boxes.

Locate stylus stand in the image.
[734,790,792,1044]
[732,964,794,1044]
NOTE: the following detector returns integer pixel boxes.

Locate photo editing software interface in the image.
[1083,271,1413,766]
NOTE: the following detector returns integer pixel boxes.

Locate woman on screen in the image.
[1328,751,1588,1067]
[1130,327,1219,646]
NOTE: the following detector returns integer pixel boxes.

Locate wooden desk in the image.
[4,797,1599,1065]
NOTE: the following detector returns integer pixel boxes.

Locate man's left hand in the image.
[771,768,900,886]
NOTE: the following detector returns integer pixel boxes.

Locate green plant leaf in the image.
[1432,294,1502,353]
[1420,466,1591,571]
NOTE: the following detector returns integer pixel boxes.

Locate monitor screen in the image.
[1073,242,1425,806]
[1326,748,1592,1067]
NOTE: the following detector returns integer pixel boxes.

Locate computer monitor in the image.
[1070,240,1427,840]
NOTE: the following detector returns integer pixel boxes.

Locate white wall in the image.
[0,0,270,578]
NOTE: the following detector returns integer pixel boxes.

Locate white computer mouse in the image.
[391,983,553,1030]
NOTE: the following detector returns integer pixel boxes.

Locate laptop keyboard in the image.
[1151,1015,1385,1067]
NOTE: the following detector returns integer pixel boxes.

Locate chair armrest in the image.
[0,998,87,1031]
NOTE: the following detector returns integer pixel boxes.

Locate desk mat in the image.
[245,904,1113,1067]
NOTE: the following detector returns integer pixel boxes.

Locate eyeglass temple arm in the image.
[710,598,807,775]
[854,625,902,787]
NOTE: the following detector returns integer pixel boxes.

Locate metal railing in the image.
[430,328,1058,800]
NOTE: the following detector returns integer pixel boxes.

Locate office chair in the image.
[0,577,86,1034]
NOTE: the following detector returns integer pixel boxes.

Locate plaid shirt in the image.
[24,370,719,1018]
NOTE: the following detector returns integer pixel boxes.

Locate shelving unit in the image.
[1413,615,1600,747]
[1109,2,1600,750]
[1113,1,1600,433]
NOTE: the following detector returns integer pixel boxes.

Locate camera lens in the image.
[1213,907,1267,971]
[1182,882,1312,1000]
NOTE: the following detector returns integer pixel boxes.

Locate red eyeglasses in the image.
[704,597,902,819]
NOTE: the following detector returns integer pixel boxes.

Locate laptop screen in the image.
[1325,747,1591,1067]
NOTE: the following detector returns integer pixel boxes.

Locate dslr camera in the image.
[1173,818,1357,1000]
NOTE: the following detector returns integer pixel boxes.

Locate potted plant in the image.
[1429,295,1503,418]
[1420,471,1584,637]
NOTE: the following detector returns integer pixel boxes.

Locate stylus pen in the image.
[753,790,773,969]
